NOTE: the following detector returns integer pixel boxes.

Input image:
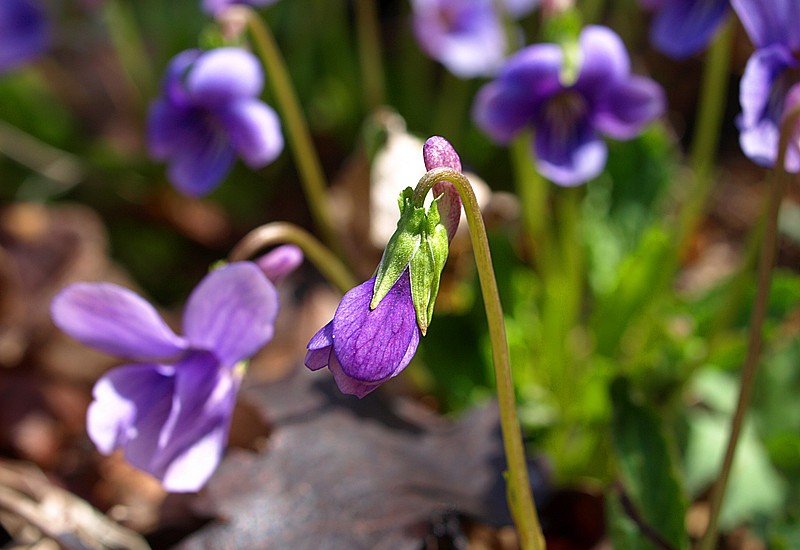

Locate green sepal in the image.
[371,187,425,309]
[410,202,449,335]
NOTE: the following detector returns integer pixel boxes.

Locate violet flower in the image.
[410,0,538,78]
[642,0,729,59]
[305,137,462,398]
[0,0,49,73]
[472,25,665,186]
[51,262,279,492]
[202,0,279,15]
[148,47,284,197]
[731,0,800,171]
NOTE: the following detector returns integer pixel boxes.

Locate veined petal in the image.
[533,112,608,186]
[166,124,236,197]
[305,322,332,371]
[575,26,630,94]
[649,0,728,59]
[424,136,463,241]
[731,0,800,50]
[186,48,264,107]
[183,262,279,366]
[51,283,186,360]
[594,76,665,139]
[218,99,284,168]
[332,272,420,383]
[327,352,382,398]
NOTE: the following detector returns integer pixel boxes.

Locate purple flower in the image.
[472,25,665,186]
[642,0,729,59]
[731,0,800,171]
[148,47,283,197]
[51,262,279,492]
[411,0,537,78]
[0,0,49,73]
[202,0,279,15]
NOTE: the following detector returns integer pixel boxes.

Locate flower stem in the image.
[696,106,800,550]
[354,0,386,111]
[414,168,545,550]
[241,9,343,256]
[228,221,357,294]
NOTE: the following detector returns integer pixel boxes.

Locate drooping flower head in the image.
[0,0,49,73]
[305,137,461,398]
[202,0,279,15]
[641,0,729,59]
[148,47,284,197]
[731,0,800,171]
[473,25,665,186]
[410,0,539,78]
[51,260,288,492]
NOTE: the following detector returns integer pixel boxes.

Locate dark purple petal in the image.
[498,42,563,98]
[731,0,800,50]
[255,244,303,285]
[161,49,201,107]
[0,0,49,73]
[473,81,539,143]
[649,0,729,59]
[594,76,665,139]
[186,48,264,107]
[332,272,420,384]
[87,363,175,466]
[218,99,284,168]
[574,26,630,96]
[327,352,382,398]
[423,136,463,241]
[183,262,279,367]
[147,99,201,160]
[51,283,187,360]
[305,322,333,371]
[166,124,236,197]
[533,111,608,186]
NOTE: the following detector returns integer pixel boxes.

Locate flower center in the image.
[543,90,589,131]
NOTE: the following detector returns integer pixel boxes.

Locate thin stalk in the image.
[697,106,800,550]
[414,167,545,550]
[354,0,386,110]
[242,9,342,255]
[102,0,157,107]
[229,222,357,294]
[677,17,734,253]
[511,134,554,271]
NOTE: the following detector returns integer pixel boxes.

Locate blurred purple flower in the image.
[51,262,280,492]
[0,0,49,73]
[410,0,538,78]
[642,0,729,59]
[472,25,665,186]
[731,0,800,171]
[202,0,279,15]
[148,47,283,197]
[305,271,420,398]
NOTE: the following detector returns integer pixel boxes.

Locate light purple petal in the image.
[305,322,332,371]
[739,45,795,130]
[649,0,729,59]
[332,272,420,383]
[574,26,631,94]
[424,136,463,241]
[202,0,279,14]
[731,0,800,50]
[161,49,201,107]
[738,116,800,173]
[87,363,175,464]
[533,113,608,186]
[51,283,186,360]
[0,0,49,73]
[594,76,665,139]
[327,352,382,398]
[218,99,284,168]
[186,48,264,107]
[255,244,303,285]
[183,262,279,366]
[166,124,236,197]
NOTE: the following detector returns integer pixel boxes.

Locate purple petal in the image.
[183,262,279,366]
[503,0,539,17]
[574,26,630,95]
[0,0,49,73]
[218,99,284,168]
[327,352,382,398]
[186,48,264,107]
[739,45,795,130]
[649,0,729,59]
[161,49,201,107]
[731,0,800,50]
[51,283,186,360]
[332,272,420,383]
[255,244,304,285]
[203,0,279,14]
[473,81,538,143]
[166,124,236,197]
[305,322,333,371]
[87,363,175,465]
[423,136,463,241]
[498,43,564,99]
[533,111,608,186]
[147,99,200,160]
[594,76,665,139]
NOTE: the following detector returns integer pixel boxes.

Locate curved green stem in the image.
[242,9,342,255]
[228,222,357,294]
[354,0,385,110]
[413,168,545,550]
[697,106,800,550]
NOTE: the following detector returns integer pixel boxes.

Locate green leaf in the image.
[610,379,689,550]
